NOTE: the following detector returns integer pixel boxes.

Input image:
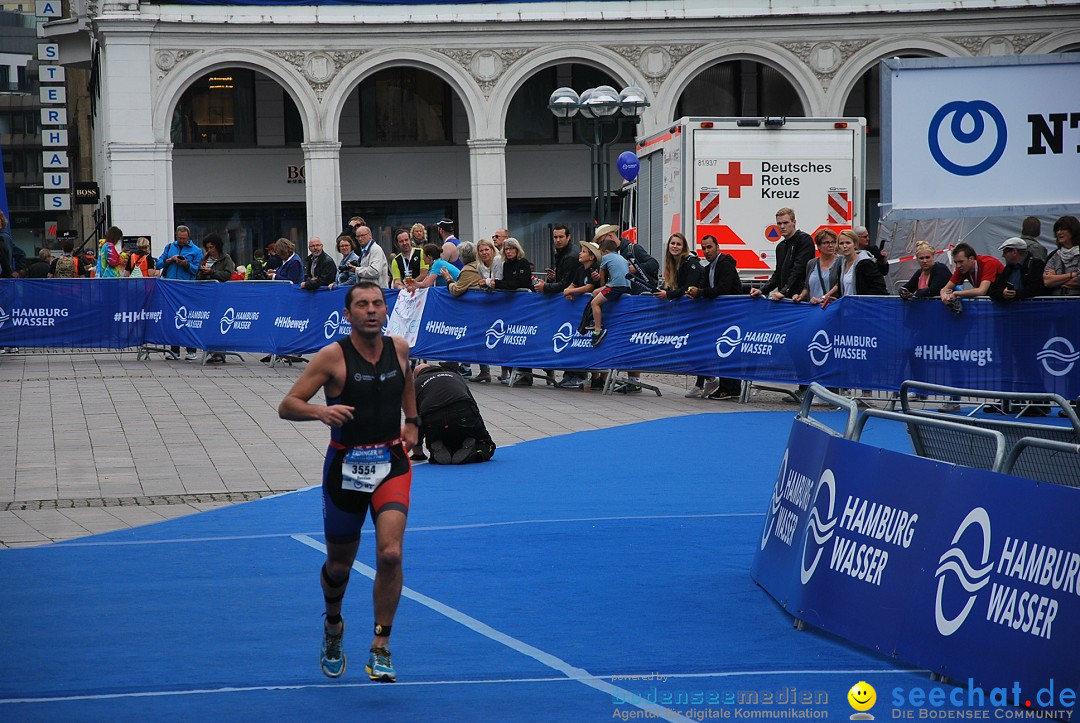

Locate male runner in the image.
[278,281,419,682]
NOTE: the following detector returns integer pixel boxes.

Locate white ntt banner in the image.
[881,54,1080,220]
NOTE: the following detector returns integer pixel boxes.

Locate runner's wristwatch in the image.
[404,416,420,426]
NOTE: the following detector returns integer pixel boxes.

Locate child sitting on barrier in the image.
[584,238,630,347]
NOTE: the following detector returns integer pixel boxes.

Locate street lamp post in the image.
[548,85,649,226]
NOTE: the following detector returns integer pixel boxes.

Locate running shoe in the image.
[184,351,199,361]
[591,328,607,347]
[320,619,346,678]
[366,646,396,682]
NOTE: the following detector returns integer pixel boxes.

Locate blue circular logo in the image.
[927,100,1007,176]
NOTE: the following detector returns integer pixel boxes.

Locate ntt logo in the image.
[800,470,837,585]
[934,507,993,637]
[808,330,832,367]
[928,100,1007,176]
[1038,336,1078,377]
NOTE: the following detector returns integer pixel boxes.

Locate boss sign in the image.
[881,54,1079,219]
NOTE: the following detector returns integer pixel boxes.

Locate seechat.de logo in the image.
[934,507,993,637]
[715,325,742,358]
[174,305,188,330]
[928,100,1007,176]
[760,451,788,551]
[1037,336,1079,378]
[808,329,832,367]
[552,322,574,354]
[800,469,838,585]
[485,319,505,350]
[0,306,9,329]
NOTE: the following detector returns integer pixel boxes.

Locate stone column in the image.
[303,140,342,254]
[467,137,507,240]
[106,142,174,248]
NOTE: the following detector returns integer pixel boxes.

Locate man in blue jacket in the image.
[157,225,204,360]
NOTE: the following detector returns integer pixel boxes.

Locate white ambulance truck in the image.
[624,117,867,281]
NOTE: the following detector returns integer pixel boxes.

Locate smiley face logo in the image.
[848,681,876,718]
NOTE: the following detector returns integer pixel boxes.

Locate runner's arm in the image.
[278,345,355,427]
[393,337,419,450]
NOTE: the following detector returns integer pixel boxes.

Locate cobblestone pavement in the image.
[0,348,803,547]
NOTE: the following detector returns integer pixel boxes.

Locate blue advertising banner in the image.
[752,420,1080,702]
[0,279,1077,398]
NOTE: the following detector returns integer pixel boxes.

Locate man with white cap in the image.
[436,218,463,270]
[989,237,1046,301]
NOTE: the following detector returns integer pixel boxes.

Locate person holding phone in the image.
[989,237,1045,301]
[898,241,951,300]
[157,225,204,361]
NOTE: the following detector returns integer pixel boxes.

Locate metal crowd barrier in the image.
[799,381,1080,488]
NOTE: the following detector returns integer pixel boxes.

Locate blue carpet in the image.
[1,412,1020,721]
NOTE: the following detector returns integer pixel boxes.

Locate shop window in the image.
[172,69,257,146]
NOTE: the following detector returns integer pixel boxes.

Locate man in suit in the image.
[302,237,337,291]
[687,234,744,399]
[750,207,815,301]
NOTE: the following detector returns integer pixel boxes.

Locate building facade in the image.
[43,0,1080,264]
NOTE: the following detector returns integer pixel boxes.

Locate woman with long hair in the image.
[655,232,702,299]
[97,226,125,278]
[823,229,887,300]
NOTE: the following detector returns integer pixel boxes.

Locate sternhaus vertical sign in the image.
[36,0,69,212]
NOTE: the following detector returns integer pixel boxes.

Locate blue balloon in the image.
[617,151,640,182]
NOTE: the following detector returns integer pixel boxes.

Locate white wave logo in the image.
[800,469,837,585]
[808,329,832,367]
[1037,336,1079,378]
[174,305,188,330]
[760,451,788,551]
[934,507,993,637]
[0,306,9,329]
[553,322,574,353]
[715,325,742,358]
[485,319,505,350]
[220,307,235,335]
[324,311,351,340]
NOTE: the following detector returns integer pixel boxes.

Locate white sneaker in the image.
[685,387,705,398]
[185,352,199,361]
[164,350,180,361]
[702,378,721,397]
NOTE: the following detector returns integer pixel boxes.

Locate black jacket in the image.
[989,254,1046,301]
[661,255,704,299]
[302,252,337,291]
[494,257,534,291]
[620,241,659,287]
[829,256,888,297]
[761,230,814,298]
[699,253,743,298]
[542,244,583,294]
[901,263,952,298]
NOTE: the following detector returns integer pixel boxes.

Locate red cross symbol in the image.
[716,161,753,198]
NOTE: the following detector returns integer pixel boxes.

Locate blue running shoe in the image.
[320,619,346,678]
[366,646,396,682]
